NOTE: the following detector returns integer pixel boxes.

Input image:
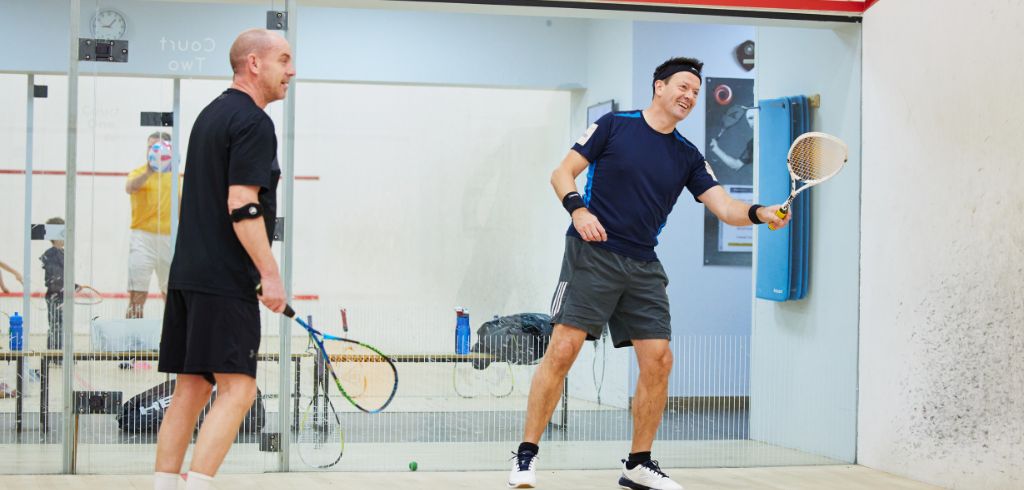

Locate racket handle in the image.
[768,206,790,231]
[255,283,296,318]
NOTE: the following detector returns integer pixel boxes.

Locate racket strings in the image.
[296,393,344,468]
[788,136,846,182]
[334,342,397,412]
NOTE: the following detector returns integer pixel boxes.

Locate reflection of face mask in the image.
[148,141,172,172]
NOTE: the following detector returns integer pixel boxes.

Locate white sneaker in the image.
[618,459,683,490]
[507,451,538,488]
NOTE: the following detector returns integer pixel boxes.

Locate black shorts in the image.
[158,289,262,384]
[549,237,671,348]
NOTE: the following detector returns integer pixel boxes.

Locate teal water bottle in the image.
[455,308,470,355]
[9,312,23,351]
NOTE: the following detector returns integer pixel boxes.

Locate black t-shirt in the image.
[168,89,280,300]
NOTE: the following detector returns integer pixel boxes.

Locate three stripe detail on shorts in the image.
[550,281,568,317]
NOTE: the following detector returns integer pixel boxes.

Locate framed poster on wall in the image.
[703,77,754,266]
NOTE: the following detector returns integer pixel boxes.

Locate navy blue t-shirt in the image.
[568,110,718,261]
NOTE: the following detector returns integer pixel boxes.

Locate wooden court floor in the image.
[0,465,943,489]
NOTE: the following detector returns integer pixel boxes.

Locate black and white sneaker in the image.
[618,459,683,490]
[507,450,538,488]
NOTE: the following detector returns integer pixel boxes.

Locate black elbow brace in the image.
[230,203,264,222]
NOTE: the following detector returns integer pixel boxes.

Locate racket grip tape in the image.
[768,207,789,231]
[255,284,296,318]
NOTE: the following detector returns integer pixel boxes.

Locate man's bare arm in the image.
[551,150,607,242]
[126,167,154,193]
[227,185,285,312]
[698,185,790,229]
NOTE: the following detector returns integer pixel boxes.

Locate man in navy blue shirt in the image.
[508,57,790,490]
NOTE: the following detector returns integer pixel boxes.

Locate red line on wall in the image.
[590,0,869,13]
[0,292,320,301]
[0,168,320,181]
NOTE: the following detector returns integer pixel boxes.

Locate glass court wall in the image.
[0,0,862,475]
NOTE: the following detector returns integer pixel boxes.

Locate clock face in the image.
[91,9,127,40]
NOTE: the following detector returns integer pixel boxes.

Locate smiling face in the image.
[654,71,701,122]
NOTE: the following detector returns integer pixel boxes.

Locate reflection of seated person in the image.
[0,260,22,293]
[709,107,755,171]
[125,132,175,318]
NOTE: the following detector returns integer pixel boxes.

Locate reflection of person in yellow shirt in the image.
[125,132,176,318]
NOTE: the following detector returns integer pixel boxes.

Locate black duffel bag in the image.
[470,313,553,370]
[117,379,265,433]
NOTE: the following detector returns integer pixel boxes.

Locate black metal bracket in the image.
[73,391,123,414]
[259,432,281,452]
[273,217,284,241]
[267,11,288,30]
[141,112,174,127]
[34,85,48,98]
[79,39,129,63]
[30,223,65,241]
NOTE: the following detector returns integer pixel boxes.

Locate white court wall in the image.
[859,1,1024,488]
[290,82,570,351]
[750,24,862,462]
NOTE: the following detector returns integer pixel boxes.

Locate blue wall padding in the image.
[756,97,794,301]
[757,95,816,302]
[797,99,810,300]
[789,95,810,301]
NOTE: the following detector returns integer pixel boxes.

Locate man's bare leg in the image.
[522,324,588,444]
[155,374,214,474]
[630,339,673,453]
[188,373,257,476]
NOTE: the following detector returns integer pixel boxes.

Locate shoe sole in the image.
[507,483,534,488]
[618,476,654,490]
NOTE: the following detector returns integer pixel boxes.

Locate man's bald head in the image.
[229,29,283,75]
[227,28,295,107]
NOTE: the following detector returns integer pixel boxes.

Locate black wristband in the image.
[562,192,586,216]
[748,204,764,225]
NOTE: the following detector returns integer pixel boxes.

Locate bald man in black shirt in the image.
[153,28,294,490]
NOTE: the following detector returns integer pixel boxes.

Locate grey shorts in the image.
[549,236,671,348]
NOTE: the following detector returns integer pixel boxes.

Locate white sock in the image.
[185,471,215,490]
[154,472,180,490]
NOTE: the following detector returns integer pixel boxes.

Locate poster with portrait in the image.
[703,77,754,266]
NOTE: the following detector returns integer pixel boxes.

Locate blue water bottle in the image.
[9,312,23,351]
[455,308,470,355]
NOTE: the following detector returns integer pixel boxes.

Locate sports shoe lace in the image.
[640,459,668,478]
[510,451,537,471]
